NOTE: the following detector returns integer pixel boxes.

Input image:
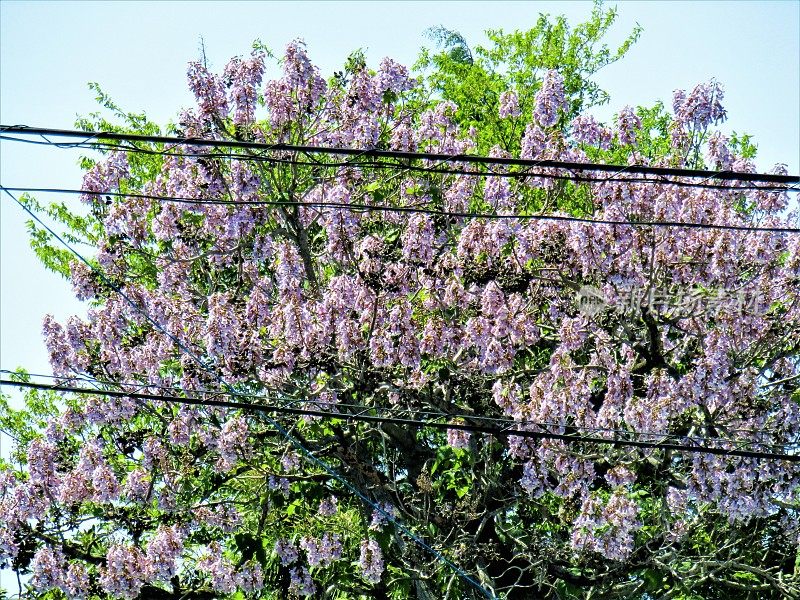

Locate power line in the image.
[2,125,798,190]
[4,133,796,194]
[1,187,495,599]
[2,378,798,462]
[3,369,784,446]
[6,185,800,235]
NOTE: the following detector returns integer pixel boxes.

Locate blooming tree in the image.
[2,6,799,599]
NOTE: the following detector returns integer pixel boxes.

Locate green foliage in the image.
[0,371,59,465]
[729,131,758,161]
[415,1,642,154]
[79,82,162,137]
[425,26,474,65]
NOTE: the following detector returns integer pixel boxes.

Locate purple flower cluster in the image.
[358,538,384,584]
[484,153,513,211]
[237,561,265,594]
[99,544,149,599]
[265,40,326,131]
[122,468,150,502]
[275,538,299,565]
[197,543,237,594]
[615,106,641,146]
[673,79,727,129]
[447,427,472,450]
[534,70,566,127]
[29,546,89,599]
[223,50,266,126]
[376,57,416,95]
[187,61,228,124]
[146,525,185,582]
[571,490,641,560]
[69,261,99,301]
[498,90,521,118]
[322,183,360,261]
[80,151,129,204]
[269,476,291,496]
[520,123,549,161]
[289,565,317,596]
[369,501,398,531]
[401,214,435,265]
[31,546,64,591]
[42,315,76,377]
[706,131,732,169]
[300,533,343,567]
[318,495,338,516]
[215,416,249,472]
[415,101,474,154]
[91,463,120,502]
[570,114,612,149]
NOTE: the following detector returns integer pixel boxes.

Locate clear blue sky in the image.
[0,0,798,589]
[0,0,798,416]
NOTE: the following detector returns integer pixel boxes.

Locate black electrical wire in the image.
[5,186,799,235]
[4,132,796,193]
[4,369,784,445]
[2,379,798,462]
[5,131,798,198]
[1,125,798,189]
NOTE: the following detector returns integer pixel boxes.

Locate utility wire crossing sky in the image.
[2,125,798,186]
[3,378,798,462]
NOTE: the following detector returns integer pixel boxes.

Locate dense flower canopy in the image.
[2,17,799,600]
